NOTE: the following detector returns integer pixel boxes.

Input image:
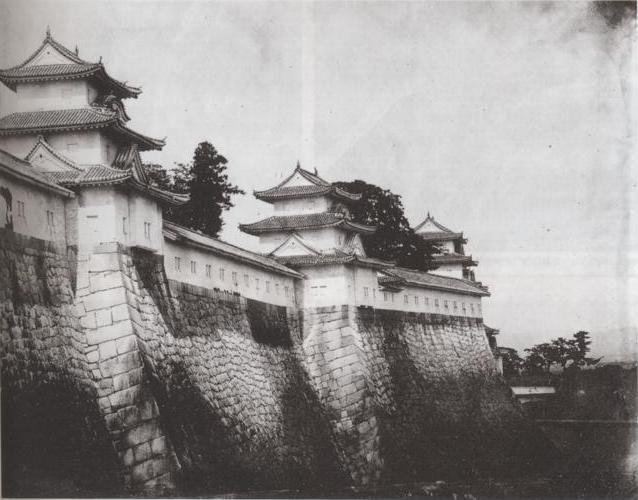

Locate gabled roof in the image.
[163,221,302,279]
[380,267,489,297]
[414,213,465,242]
[0,108,165,151]
[254,163,361,203]
[25,135,83,172]
[268,232,321,257]
[239,212,375,235]
[0,31,141,98]
[0,148,74,197]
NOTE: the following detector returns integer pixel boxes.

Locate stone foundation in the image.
[1,234,551,495]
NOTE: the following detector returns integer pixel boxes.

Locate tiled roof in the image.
[239,212,375,235]
[414,213,455,234]
[0,63,100,79]
[433,253,477,265]
[0,33,141,98]
[163,221,302,278]
[254,164,361,203]
[0,148,74,197]
[418,231,465,242]
[0,108,116,132]
[49,165,131,186]
[45,165,186,206]
[0,108,165,151]
[381,267,489,296]
[274,253,389,269]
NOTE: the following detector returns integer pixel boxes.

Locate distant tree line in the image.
[502,330,601,377]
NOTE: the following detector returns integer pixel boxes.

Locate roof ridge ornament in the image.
[296,160,301,170]
[75,45,79,56]
[46,26,51,39]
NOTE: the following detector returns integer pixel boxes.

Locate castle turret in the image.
[240,163,387,307]
[0,31,184,252]
[414,213,477,280]
[240,163,375,256]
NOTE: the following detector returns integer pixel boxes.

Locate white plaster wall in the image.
[0,136,40,159]
[77,187,118,251]
[431,264,464,279]
[163,239,296,307]
[0,170,68,243]
[0,131,111,165]
[297,264,354,308]
[437,240,456,254]
[273,196,330,215]
[352,266,483,318]
[129,193,162,252]
[3,81,92,114]
[48,130,105,165]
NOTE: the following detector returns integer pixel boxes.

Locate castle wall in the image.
[163,239,297,307]
[353,266,483,317]
[1,235,549,495]
[0,169,69,243]
[0,229,122,497]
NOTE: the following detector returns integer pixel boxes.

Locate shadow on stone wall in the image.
[0,229,122,497]
[2,377,122,497]
[131,250,346,494]
[357,307,555,484]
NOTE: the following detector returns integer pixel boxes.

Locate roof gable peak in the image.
[414,213,456,234]
[25,136,82,173]
[269,233,321,257]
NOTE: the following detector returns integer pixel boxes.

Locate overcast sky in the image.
[0,0,635,360]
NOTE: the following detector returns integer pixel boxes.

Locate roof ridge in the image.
[3,32,89,71]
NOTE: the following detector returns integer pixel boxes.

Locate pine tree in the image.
[170,141,244,237]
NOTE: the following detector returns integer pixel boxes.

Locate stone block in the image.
[99,351,141,378]
[118,405,142,428]
[131,459,154,485]
[112,367,142,392]
[89,251,120,272]
[87,320,134,346]
[123,421,161,448]
[80,313,97,330]
[95,308,112,327]
[150,436,166,456]
[87,349,99,363]
[111,303,130,323]
[121,447,135,467]
[90,270,123,293]
[109,386,139,410]
[115,335,137,355]
[83,287,127,312]
[99,340,118,360]
[134,442,152,463]
[98,396,111,412]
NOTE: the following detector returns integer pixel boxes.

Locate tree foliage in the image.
[522,331,601,374]
[143,141,244,237]
[334,179,438,271]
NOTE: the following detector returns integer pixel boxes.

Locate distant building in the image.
[414,213,477,281]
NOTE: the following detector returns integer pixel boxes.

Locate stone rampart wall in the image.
[0,229,120,497]
[1,237,550,495]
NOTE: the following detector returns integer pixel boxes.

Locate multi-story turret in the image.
[240,163,387,306]
[0,30,184,251]
[414,213,477,281]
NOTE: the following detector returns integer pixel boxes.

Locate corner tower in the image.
[240,163,387,307]
[0,30,184,252]
[414,213,477,280]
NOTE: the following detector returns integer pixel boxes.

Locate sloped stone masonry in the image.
[0,229,120,496]
[1,235,549,495]
[73,242,179,494]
